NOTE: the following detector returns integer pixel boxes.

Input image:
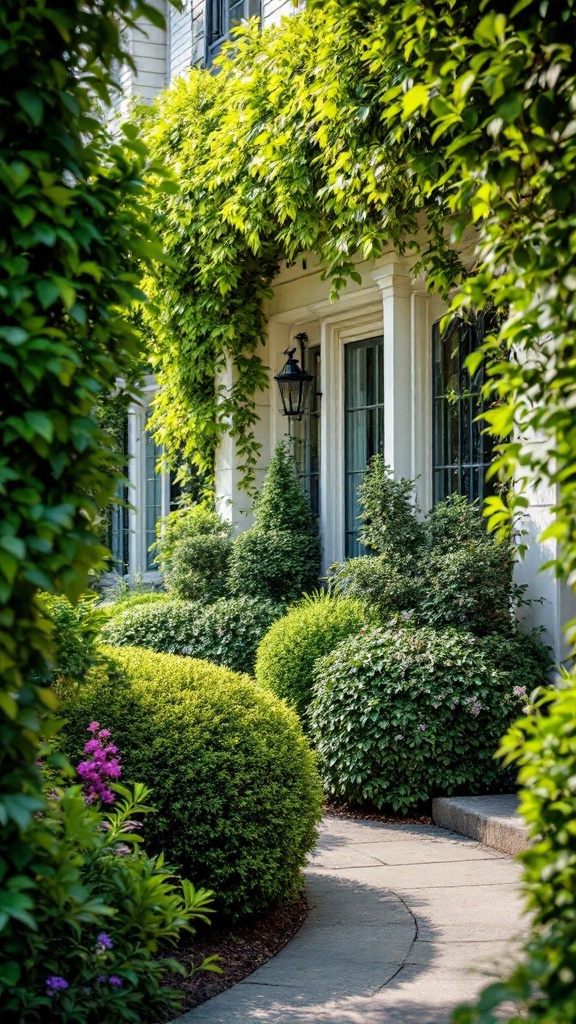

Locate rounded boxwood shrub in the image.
[310,623,551,813]
[61,647,323,919]
[101,596,284,674]
[255,593,369,718]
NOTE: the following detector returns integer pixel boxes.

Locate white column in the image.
[372,259,413,480]
[214,355,271,533]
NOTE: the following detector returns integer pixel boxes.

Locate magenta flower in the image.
[77,724,122,805]
[109,976,123,989]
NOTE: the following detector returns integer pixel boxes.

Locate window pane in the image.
[432,314,499,506]
[344,337,384,556]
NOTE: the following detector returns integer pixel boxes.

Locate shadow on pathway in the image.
[173,816,525,1024]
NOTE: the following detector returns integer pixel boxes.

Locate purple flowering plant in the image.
[76,722,122,805]
[2,724,219,1024]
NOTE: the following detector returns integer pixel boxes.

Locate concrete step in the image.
[432,794,531,855]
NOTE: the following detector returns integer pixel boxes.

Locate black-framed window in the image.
[206,0,261,64]
[344,336,384,557]
[294,345,320,517]
[432,312,498,505]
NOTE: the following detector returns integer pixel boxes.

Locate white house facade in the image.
[113,1,576,661]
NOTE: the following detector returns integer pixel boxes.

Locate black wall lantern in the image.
[274,332,314,421]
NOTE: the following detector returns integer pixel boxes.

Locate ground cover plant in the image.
[0,0,175,1010]
[61,646,323,919]
[255,592,369,719]
[310,623,551,814]
[101,595,284,674]
[228,444,321,604]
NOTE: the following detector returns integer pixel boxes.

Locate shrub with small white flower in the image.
[0,724,218,1024]
[310,624,551,813]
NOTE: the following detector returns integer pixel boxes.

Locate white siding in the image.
[262,0,298,27]
[169,2,194,79]
[130,0,167,103]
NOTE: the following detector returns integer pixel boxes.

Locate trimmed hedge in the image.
[61,647,323,918]
[100,599,203,655]
[101,596,284,674]
[310,623,551,813]
[255,593,369,718]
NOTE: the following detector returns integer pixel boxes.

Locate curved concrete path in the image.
[174,816,526,1024]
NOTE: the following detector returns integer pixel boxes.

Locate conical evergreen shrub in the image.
[228,443,321,604]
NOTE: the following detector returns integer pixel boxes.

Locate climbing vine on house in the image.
[143,0,576,591]
[140,8,457,489]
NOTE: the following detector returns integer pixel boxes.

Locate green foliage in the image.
[419,496,516,636]
[153,504,231,574]
[310,623,551,814]
[330,554,422,622]
[228,529,321,605]
[180,596,285,674]
[0,773,216,1024]
[228,444,321,603]
[100,599,204,655]
[0,0,169,958]
[357,457,425,556]
[61,647,323,918]
[333,477,517,637]
[40,594,105,687]
[255,592,369,718]
[453,673,576,1024]
[101,596,284,674]
[153,504,232,602]
[252,443,318,534]
[100,591,169,621]
[165,535,233,602]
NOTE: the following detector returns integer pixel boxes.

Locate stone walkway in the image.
[174,815,526,1024]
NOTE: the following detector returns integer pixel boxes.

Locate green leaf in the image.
[16,90,44,126]
[402,84,429,119]
[0,327,28,347]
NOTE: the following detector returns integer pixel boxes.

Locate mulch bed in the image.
[167,890,308,1011]
[167,803,431,1013]
[324,800,432,825]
